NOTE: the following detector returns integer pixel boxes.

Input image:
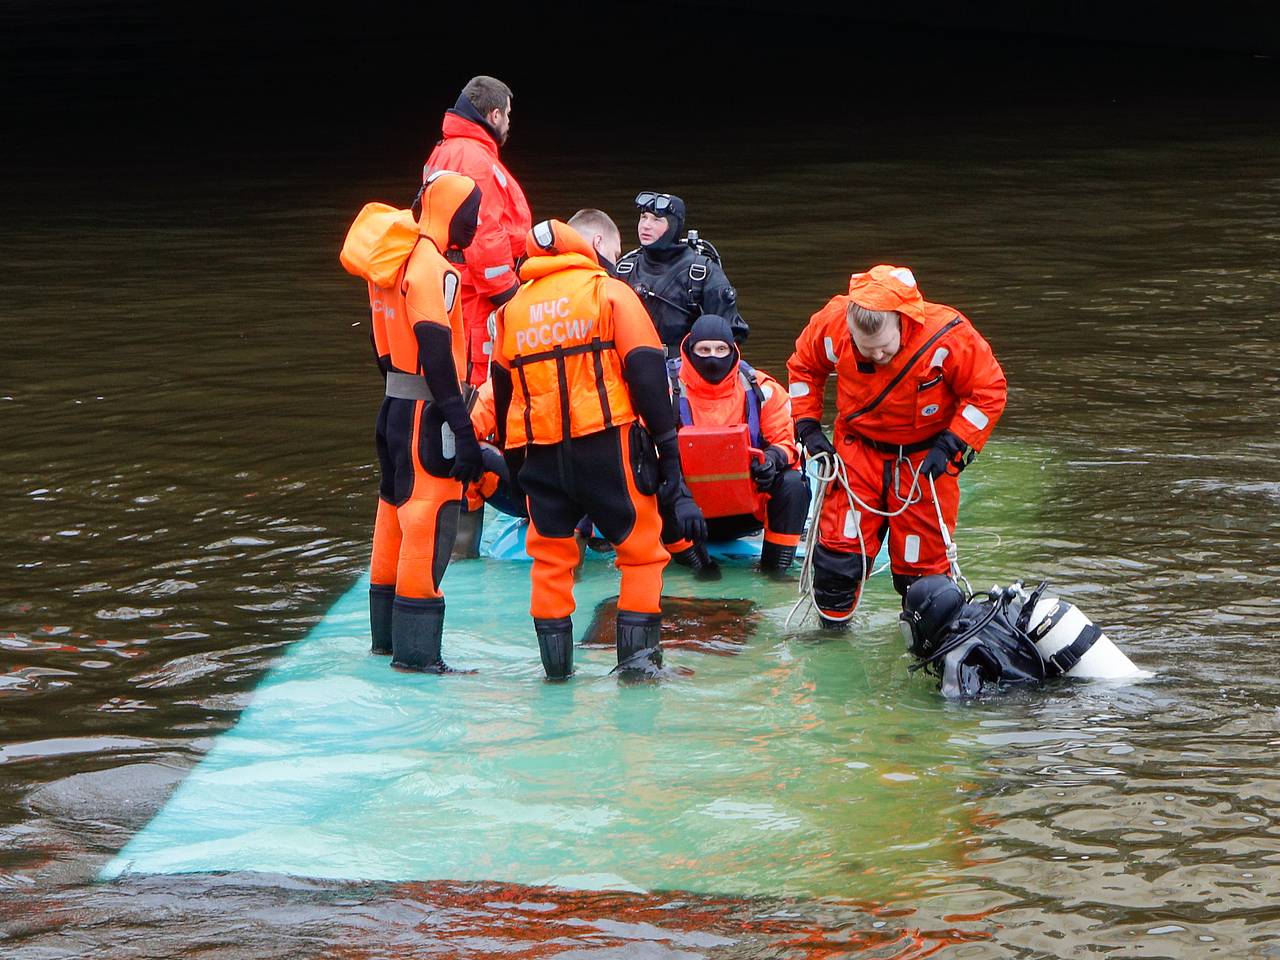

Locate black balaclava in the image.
[450,91,504,147]
[682,314,739,384]
[448,186,483,250]
[639,193,687,262]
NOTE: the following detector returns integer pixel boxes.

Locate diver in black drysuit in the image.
[900,576,1103,699]
[616,192,747,353]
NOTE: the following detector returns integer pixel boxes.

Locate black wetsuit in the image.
[616,199,746,352]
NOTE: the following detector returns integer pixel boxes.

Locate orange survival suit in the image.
[424,98,532,387]
[786,265,1007,627]
[665,313,810,578]
[490,219,705,679]
[343,172,485,672]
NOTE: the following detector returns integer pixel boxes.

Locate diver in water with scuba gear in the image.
[616,192,747,352]
[900,575,1148,698]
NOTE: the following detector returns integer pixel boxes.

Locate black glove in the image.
[750,445,790,491]
[669,488,708,544]
[652,429,708,542]
[919,430,970,480]
[449,423,485,484]
[795,418,837,460]
[437,395,485,485]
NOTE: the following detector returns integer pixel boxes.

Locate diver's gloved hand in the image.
[668,485,708,544]
[919,430,970,480]
[436,395,485,484]
[795,418,837,460]
[449,423,485,484]
[750,445,790,491]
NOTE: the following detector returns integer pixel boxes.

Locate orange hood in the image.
[518,219,604,281]
[847,265,930,326]
[417,170,481,253]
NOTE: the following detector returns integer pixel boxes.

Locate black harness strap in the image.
[553,344,576,493]
[687,255,710,311]
[1029,600,1071,640]
[847,431,941,456]
[514,362,535,447]
[1016,582,1050,634]
[589,336,613,429]
[511,339,616,367]
[1046,624,1103,677]
[843,316,962,424]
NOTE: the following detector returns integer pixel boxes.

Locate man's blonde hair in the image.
[847,301,897,335]
[567,208,620,249]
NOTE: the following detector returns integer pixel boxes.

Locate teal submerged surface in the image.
[105,444,1052,899]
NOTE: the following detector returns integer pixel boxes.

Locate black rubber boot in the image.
[451,506,484,560]
[614,610,663,677]
[670,543,721,581]
[369,584,395,655]
[758,541,797,579]
[534,616,574,681]
[391,597,457,673]
[813,546,864,633]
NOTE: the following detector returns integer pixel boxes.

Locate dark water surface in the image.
[3,76,1280,957]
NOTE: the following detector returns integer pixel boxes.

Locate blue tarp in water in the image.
[104,446,1041,897]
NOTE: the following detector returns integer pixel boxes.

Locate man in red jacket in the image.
[424,76,532,386]
[786,265,1007,629]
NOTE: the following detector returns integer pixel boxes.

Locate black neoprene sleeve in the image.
[413,322,472,433]
[490,366,514,448]
[622,346,677,438]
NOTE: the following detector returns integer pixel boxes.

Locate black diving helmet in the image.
[899,575,967,658]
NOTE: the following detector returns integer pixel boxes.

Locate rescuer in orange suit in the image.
[664,313,810,579]
[490,210,706,680]
[786,265,1007,629]
[350,171,486,672]
[424,75,532,386]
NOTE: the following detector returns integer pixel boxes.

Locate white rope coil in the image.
[785,443,972,632]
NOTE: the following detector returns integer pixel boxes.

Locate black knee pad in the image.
[812,545,868,614]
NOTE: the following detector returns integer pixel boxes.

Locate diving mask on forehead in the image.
[634,191,675,214]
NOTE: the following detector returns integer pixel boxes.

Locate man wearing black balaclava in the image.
[663,314,810,578]
[616,192,747,353]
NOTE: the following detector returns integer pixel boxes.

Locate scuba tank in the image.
[1020,589,1148,680]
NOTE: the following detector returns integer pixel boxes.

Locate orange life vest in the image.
[499,220,636,446]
